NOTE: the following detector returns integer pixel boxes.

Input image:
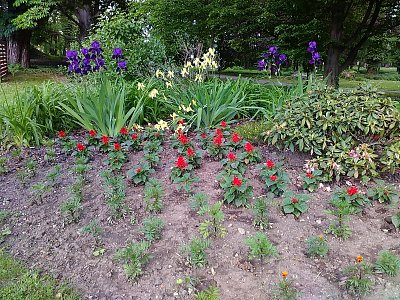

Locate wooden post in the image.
[0,42,7,79]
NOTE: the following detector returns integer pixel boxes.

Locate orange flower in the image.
[281,271,288,277]
[356,255,363,263]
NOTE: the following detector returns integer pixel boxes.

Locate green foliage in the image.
[30,182,49,205]
[380,140,400,174]
[114,240,151,280]
[276,276,299,300]
[141,217,164,241]
[259,162,289,197]
[189,192,209,215]
[181,236,210,268]
[0,157,8,174]
[127,162,154,186]
[344,261,374,296]
[306,235,329,257]
[252,197,269,229]
[46,165,61,187]
[332,186,369,212]
[302,169,323,192]
[282,192,309,218]
[245,232,278,261]
[199,202,226,239]
[220,174,253,207]
[194,286,220,300]
[81,220,103,239]
[266,85,400,181]
[234,120,269,144]
[60,76,142,137]
[105,148,127,171]
[375,250,400,277]
[60,196,82,223]
[143,179,164,213]
[0,209,10,225]
[392,212,400,230]
[325,198,357,239]
[101,171,127,219]
[367,179,399,204]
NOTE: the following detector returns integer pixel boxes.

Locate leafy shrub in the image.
[306,235,329,257]
[375,250,400,277]
[245,232,278,260]
[181,237,210,268]
[114,241,151,280]
[367,179,399,204]
[265,85,400,181]
[380,140,400,174]
[141,217,164,241]
[252,197,269,229]
[194,286,220,300]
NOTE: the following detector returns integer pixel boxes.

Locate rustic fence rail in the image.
[0,42,7,79]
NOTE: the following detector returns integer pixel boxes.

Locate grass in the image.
[0,67,64,103]
[0,249,80,299]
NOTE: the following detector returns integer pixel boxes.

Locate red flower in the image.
[179,134,188,145]
[213,134,223,146]
[292,198,298,204]
[266,160,274,169]
[136,168,141,173]
[187,148,195,157]
[132,134,138,140]
[177,128,183,136]
[347,186,358,196]
[155,133,159,137]
[270,175,277,181]
[220,120,227,128]
[232,176,242,187]
[215,128,222,136]
[58,130,66,138]
[89,129,97,137]
[231,132,241,143]
[120,127,128,135]
[100,135,109,145]
[201,133,207,139]
[227,152,237,161]
[76,143,86,152]
[176,156,188,170]
[114,143,121,151]
[178,119,184,125]
[306,172,313,178]
[244,142,254,153]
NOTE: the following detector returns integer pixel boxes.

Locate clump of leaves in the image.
[245,232,278,261]
[43,139,56,162]
[259,161,289,196]
[60,196,82,223]
[380,140,400,174]
[190,192,209,215]
[199,201,226,239]
[143,179,164,213]
[102,171,127,219]
[81,219,103,240]
[0,157,8,174]
[194,286,220,300]
[127,162,154,186]
[252,197,269,229]
[302,169,323,192]
[282,191,309,218]
[170,155,197,193]
[275,272,299,300]
[142,151,160,168]
[181,236,210,268]
[238,142,262,164]
[220,174,253,207]
[325,197,357,240]
[46,165,61,187]
[344,256,374,297]
[375,250,400,277]
[367,179,399,204]
[332,186,369,213]
[306,235,329,257]
[105,146,127,171]
[114,240,151,280]
[141,217,164,241]
[30,182,50,205]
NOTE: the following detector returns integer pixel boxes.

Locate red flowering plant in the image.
[105,143,128,171]
[239,142,261,164]
[196,129,211,150]
[143,126,165,143]
[170,156,197,193]
[171,132,194,153]
[185,147,203,169]
[367,179,399,204]
[127,162,154,185]
[302,169,323,192]
[73,142,89,161]
[282,191,309,218]
[220,151,246,174]
[87,129,99,146]
[56,130,75,153]
[228,132,244,149]
[220,174,253,207]
[125,132,142,151]
[118,127,130,142]
[259,160,289,196]
[207,133,227,159]
[332,185,369,212]
[99,135,111,152]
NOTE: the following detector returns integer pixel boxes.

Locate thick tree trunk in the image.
[75,4,92,43]
[7,29,32,68]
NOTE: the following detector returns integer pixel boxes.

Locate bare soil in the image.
[0,134,399,300]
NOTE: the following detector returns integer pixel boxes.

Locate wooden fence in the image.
[0,42,7,79]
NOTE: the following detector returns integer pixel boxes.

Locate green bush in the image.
[265,84,400,180]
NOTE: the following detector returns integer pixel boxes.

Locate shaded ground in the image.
[0,133,399,300]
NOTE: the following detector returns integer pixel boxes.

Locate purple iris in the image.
[307,41,322,65]
[117,61,127,71]
[81,48,89,56]
[112,48,123,59]
[278,54,287,64]
[66,50,78,59]
[268,46,279,56]
[257,59,267,71]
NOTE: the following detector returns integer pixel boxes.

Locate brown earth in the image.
[0,133,399,300]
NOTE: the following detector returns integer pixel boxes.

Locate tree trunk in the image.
[7,29,32,68]
[75,4,92,43]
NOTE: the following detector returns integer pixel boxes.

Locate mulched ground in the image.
[0,131,399,300]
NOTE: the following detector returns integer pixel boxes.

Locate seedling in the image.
[190,192,209,215]
[344,256,374,296]
[0,157,8,174]
[199,201,226,239]
[245,232,278,261]
[102,171,127,219]
[127,162,154,186]
[181,236,210,268]
[46,165,61,187]
[375,250,400,277]
[275,272,299,300]
[30,182,49,204]
[143,179,164,213]
[60,196,82,223]
[306,235,329,257]
[81,219,103,245]
[141,217,164,241]
[194,286,220,300]
[252,197,269,229]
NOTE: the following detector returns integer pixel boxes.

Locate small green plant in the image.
[170,156,197,193]
[43,139,56,162]
[302,169,323,192]
[105,145,127,171]
[344,256,374,297]
[141,217,164,241]
[81,219,103,242]
[194,286,220,300]
[238,142,262,164]
[367,179,399,204]
[190,192,209,215]
[332,186,369,213]
[220,152,246,174]
[142,151,160,168]
[375,250,400,277]
[127,162,154,186]
[60,196,82,223]
[30,182,49,205]
[181,236,210,268]
[252,197,269,229]
[282,191,309,218]
[0,157,8,174]
[143,179,164,213]
[0,210,10,225]
[186,147,203,169]
[306,235,329,257]
[46,165,61,186]
[380,140,400,174]
[114,240,151,280]
[199,202,226,239]
[143,139,162,154]
[70,176,84,198]
[275,272,299,300]
[220,174,253,207]
[102,171,127,219]
[125,132,142,151]
[392,212,400,230]
[245,232,278,261]
[259,161,289,196]
[26,158,37,175]
[325,197,357,239]
[16,168,30,185]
